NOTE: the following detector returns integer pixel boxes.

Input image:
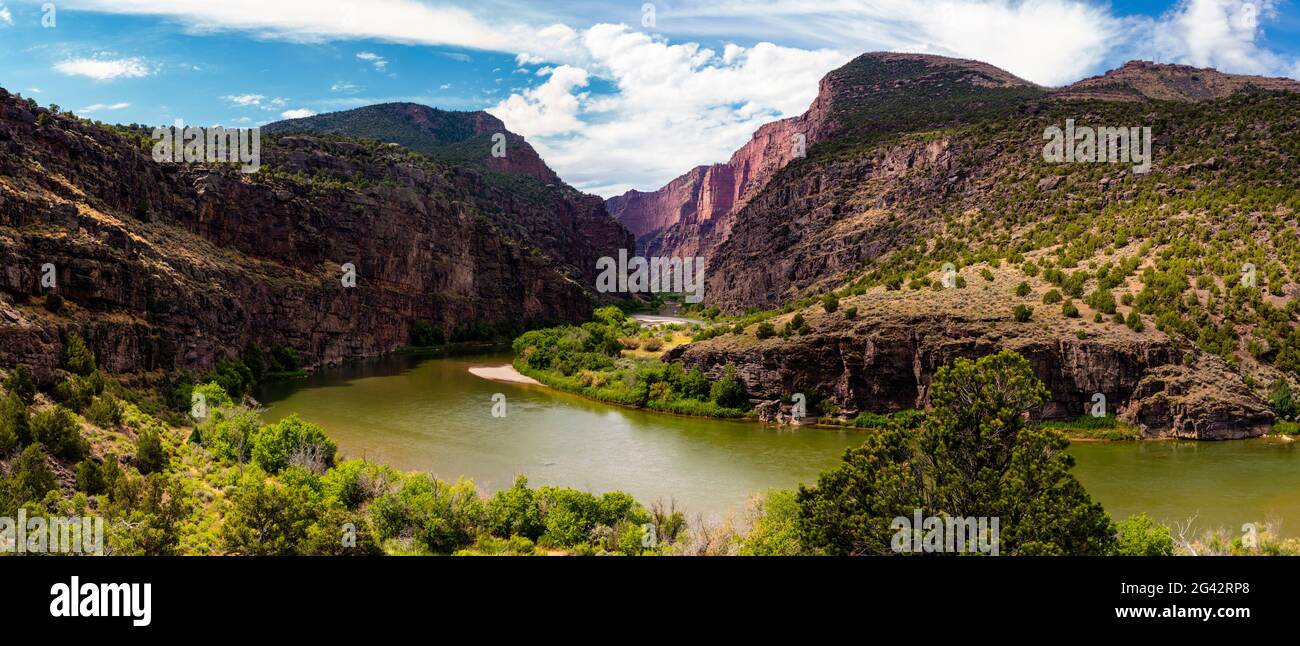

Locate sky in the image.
[1,1,1299,197]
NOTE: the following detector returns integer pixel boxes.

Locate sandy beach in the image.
[468,364,542,385]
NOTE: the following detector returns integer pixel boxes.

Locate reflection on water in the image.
[259,352,863,520]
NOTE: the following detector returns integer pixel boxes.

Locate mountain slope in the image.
[264,102,559,183]
[0,89,632,381]
[607,52,1042,257]
[658,56,1300,439]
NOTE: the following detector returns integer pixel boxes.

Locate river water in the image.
[260,352,1300,534]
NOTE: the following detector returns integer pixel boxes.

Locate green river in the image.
[260,352,1300,535]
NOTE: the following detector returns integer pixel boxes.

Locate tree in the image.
[486,475,544,540]
[797,350,1116,556]
[135,429,167,474]
[1269,379,1297,419]
[76,459,108,495]
[1114,514,1174,556]
[62,333,97,376]
[8,444,57,507]
[219,467,323,555]
[0,392,30,456]
[709,365,747,409]
[3,365,37,404]
[738,490,804,556]
[30,406,88,462]
[251,414,337,474]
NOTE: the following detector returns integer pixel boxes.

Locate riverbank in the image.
[468,364,541,385]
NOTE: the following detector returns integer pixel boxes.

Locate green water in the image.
[260,353,1300,534]
[259,352,863,519]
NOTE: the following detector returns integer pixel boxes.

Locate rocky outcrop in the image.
[0,88,632,381]
[665,296,1273,439]
[1053,60,1300,102]
[606,52,1037,258]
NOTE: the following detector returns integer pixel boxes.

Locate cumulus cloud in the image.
[1142,0,1296,76]
[77,102,131,114]
[490,25,845,195]
[48,0,1300,194]
[54,57,152,80]
[281,108,316,119]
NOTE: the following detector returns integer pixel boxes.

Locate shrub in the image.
[486,475,544,540]
[980,268,994,282]
[1014,282,1031,297]
[844,306,858,320]
[62,333,96,376]
[1013,304,1034,322]
[755,322,776,339]
[30,406,87,461]
[44,293,64,313]
[135,429,167,474]
[76,459,107,494]
[0,392,30,456]
[86,394,123,428]
[642,337,663,352]
[1062,300,1080,318]
[821,293,839,313]
[1126,311,1145,332]
[252,414,337,474]
[3,365,37,404]
[1114,514,1174,556]
[738,490,803,556]
[1270,379,1297,419]
[1042,289,1063,304]
[710,365,747,409]
[9,444,57,505]
[410,320,444,347]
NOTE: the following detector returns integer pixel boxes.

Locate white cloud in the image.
[223,93,265,106]
[489,25,845,196]
[490,64,589,137]
[356,51,389,71]
[444,52,472,62]
[54,57,152,80]
[1143,0,1296,76]
[49,0,1300,194]
[438,83,451,90]
[77,102,131,114]
[0,2,13,27]
[331,80,360,93]
[281,108,316,119]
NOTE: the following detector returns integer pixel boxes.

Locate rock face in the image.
[0,88,632,381]
[606,52,1037,258]
[666,291,1273,439]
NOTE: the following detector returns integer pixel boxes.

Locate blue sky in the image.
[2,0,1299,196]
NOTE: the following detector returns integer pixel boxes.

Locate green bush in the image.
[86,394,123,428]
[486,475,544,540]
[410,320,444,347]
[1014,282,1031,297]
[3,365,37,404]
[0,392,30,456]
[822,293,840,313]
[1013,304,1034,322]
[1062,300,1080,318]
[135,429,167,474]
[251,414,337,474]
[1114,514,1174,556]
[844,306,858,320]
[76,459,107,494]
[755,322,776,339]
[738,490,803,556]
[1042,289,1063,304]
[30,406,87,461]
[62,333,97,376]
[710,365,747,408]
